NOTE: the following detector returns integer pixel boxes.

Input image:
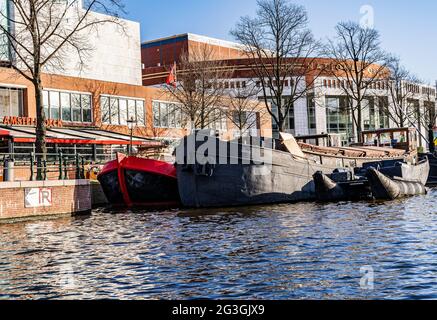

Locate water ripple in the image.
[1,190,437,299]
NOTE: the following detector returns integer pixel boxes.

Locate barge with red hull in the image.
[98,154,180,208]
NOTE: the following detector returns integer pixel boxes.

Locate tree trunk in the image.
[278,112,285,136]
[356,101,363,143]
[34,77,47,180]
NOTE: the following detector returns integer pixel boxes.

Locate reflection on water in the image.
[1,190,437,300]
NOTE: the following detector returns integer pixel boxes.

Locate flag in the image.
[166,62,177,87]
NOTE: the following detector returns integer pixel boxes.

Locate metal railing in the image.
[0,152,107,182]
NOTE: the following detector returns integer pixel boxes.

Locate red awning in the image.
[0,126,164,147]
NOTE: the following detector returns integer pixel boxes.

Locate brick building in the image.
[0,5,271,162]
[142,33,437,148]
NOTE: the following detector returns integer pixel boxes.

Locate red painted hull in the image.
[97,154,180,208]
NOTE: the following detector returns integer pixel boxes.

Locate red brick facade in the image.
[0,66,272,140]
[0,180,91,222]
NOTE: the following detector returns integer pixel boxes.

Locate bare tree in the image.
[221,80,266,138]
[324,21,392,142]
[0,0,124,178]
[421,84,436,129]
[165,44,233,130]
[231,0,321,136]
[381,57,421,128]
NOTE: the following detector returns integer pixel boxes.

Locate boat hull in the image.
[175,133,422,208]
[366,168,428,200]
[313,172,372,202]
[420,153,437,186]
[98,154,180,208]
[176,135,337,208]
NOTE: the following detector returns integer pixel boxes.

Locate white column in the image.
[293,97,309,136]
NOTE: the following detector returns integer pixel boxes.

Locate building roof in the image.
[0,126,162,146]
[141,33,244,51]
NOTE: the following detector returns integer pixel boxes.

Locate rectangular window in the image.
[110,98,119,125]
[101,95,145,127]
[152,101,184,128]
[128,100,136,122]
[71,93,82,122]
[168,104,177,128]
[42,90,49,119]
[0,88,24,117]
[153,101,160,127]
[61,92,71,121]
[43,90,92,123]
[326,96,353,144]
[378,96,390,129]
[49,91,60,120]
[81,95,92,123]
[136,100,145,126]
[119,99,128,126]
[307,94,317,131]
[101,96,110,124]
[160,102,169,128]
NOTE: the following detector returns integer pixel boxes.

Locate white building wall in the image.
[220,75,436,149]
[293,97,309,136]
[59,10,142,86]
[8,1,142,86]
[53,13,142,85]
[314,93,327,134]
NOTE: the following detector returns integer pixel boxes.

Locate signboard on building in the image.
[25,188,53,208]
[2,117,63,128]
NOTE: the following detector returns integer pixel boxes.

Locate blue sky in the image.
[122,0,436,83]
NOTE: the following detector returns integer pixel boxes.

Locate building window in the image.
[326,96,353,144]
[286,105,295,132]
[42,89,92,123]
[307,94,317,132]
[101,96,146,127]
[0,87,24,118]
[424,101,436,127]
[207,109,227,131]
[101,96,110,124]
[378,96,390,128]
[152,101,183,129]
[362,97,376,131]
[61,92,71,121]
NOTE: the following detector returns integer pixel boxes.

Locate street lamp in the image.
[127,117,137,156]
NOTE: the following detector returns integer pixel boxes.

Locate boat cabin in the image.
[294,133,342,148]
[358,128,418,152]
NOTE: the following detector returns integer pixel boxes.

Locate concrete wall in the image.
[0,180,91,223]
[8,0,142,86]
[59,10,142,86]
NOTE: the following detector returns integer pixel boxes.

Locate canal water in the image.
[1,190,437,300]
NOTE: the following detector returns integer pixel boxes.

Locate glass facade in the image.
[307,94,317,134]
[0,0,10,62]
[207,109,227,131]
[362,97,376,131]
[153,101,183,129]
[101,95,145,127]
[378,96,390,129]
[43,90,92,123]
[0,87,24,118]
[268,97,294,135]
[326,96,353,144]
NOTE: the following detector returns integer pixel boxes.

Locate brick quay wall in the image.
[0,180,92,223]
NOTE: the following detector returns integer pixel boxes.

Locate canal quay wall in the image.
[0,180,92,224]
[91,181,109,207]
